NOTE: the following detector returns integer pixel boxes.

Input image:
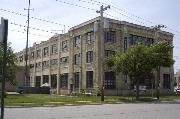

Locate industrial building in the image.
[15,17,174,95]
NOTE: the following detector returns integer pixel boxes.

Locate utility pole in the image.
[24,0,33,87]
[96,5,110,102]
[153,24,166,100]
[0,18,8,119]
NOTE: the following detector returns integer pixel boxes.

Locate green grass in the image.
[5,94,180,106]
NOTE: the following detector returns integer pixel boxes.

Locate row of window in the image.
[123,35,154,52]
[29,49,116,68]
[17,32,154,63]
[35,72,171,89]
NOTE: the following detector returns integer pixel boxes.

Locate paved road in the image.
[5,104,180,119]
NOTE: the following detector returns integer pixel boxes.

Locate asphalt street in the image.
[5,104,180,119]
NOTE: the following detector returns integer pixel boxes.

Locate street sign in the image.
[0,17,5,43]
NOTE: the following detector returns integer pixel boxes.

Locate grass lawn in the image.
[5,94,180,106]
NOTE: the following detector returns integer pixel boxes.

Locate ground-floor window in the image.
[35,76,41,87]
[51,74,57,88]
[86,71,93,88]
[163,74,171,89]
[74,72,80,88]
[43,75,49,84]
[105,71,116,89]
[60,73,68,88]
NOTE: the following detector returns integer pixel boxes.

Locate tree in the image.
[0,42,17,84]
[149,41,174,100]
[106,42,174,100]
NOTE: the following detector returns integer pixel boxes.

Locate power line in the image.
[0,8,70,27]
[55,0,96,11]
[10,22,58,34]
[76,0,100,6]
[87,0,180,35]
[10,29,50,38]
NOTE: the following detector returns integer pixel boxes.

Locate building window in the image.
[86,51,93,63]
[62,40,68,51]
[43,47,49,57]
[105,71,116,89]
[74,54,81,65]
[30,64,34,69]
[129,34,154,46]
[36,49,41,58]
[145,38,154,46]
[19,55,23,62]
[105,50,115,57]
[15,57,18,63]
[35,76,41,87]
[51,44,57,54]
[60,56,69,63]
[43,75,49,84]
[124,74,128,84]
[51,74,57,88]
[60,73,68,88]
[86,71,93,88]
[163,74,171,89]
[74,72,80,88]
[124,37,127,53]
[51,59,58,65]
[42,60,49,67]
[104,31,116,42]
[36,62,41,68]
[74,35,81,47]
[87,31,94,44]
[30,52,34,60]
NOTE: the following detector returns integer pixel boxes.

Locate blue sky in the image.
[0,0,180,72]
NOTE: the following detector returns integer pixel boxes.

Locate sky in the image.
[0,0,180,72]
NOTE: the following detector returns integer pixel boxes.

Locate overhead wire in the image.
[10,22,59,34]
[0,8,70,27]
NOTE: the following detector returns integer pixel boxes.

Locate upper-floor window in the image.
[60,56,69,63]
[51,44,57,54]
[86,31,94,44]
[129,34,154,46]
[104,31,116,42]
[74,53,81,65]
[86,51,93,63]
[43,47,49,57]
[30,52,34,60]
[19,55,23,62]
[15,57,18,63]
[145,38,154,46]
[51,59,58,65]
[36,62,41,68]
[30,64,34,69]
[62,40,68,51]
[105,50,115,57]
[74,35,81,48]
[42,60,49,67]
[36,49,41,58]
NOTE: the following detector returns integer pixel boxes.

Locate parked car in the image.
[174,86,180,94]
[16,86,24,94]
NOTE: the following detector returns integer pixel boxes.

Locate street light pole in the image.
[96,5,110,102]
